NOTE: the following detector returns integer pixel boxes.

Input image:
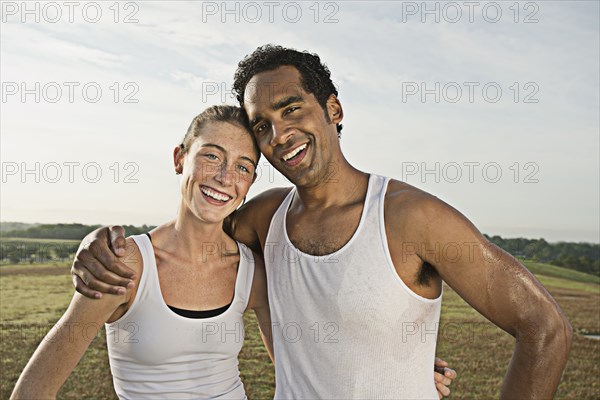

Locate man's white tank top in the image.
[265,174,442,399]
[105,234,254,399]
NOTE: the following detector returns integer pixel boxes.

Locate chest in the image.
[286,203,364,256]
[156,257,239,310]
[277,198,441,300]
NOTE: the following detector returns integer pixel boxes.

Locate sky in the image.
[1,0,599,243]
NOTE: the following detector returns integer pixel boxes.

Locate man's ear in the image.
[326,94,343,125]
[173,145,184,174]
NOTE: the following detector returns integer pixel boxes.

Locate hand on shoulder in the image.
[226,187,294,253]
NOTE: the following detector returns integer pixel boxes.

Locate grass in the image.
[523,260,600,285]
[1,261,599,399]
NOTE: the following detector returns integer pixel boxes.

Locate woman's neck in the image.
[150,206,235,265]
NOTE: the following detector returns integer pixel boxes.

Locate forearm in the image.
[260,328,275,364]
[500,314,572,399]
[10,320,93,399]
[11,363,57,400]
[255,307,274,363]
[11,293,124,399]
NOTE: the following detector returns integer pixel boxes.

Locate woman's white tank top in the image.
[105,234,254,399]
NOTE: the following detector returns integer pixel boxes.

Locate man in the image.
[72,45,571,398]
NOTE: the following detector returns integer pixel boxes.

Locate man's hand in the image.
[434,357,457,399]
[71,226,135,298]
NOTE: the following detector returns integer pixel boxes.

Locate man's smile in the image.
[281,143,309,166]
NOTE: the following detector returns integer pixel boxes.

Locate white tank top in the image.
[105,234,254,399]
[265,174,442,399]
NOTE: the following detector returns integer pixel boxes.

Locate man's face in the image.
[243,66,342,188]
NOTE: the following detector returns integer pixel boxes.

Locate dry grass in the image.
[1,263,598,399]
[437,281,600,399]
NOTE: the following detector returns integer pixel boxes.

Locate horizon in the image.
[1,220,598,245]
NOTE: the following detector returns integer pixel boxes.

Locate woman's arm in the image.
[10,291,128,399]
[11,237,144,399]
[246,252,274,363]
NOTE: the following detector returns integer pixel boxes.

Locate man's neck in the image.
[294,162,370,210]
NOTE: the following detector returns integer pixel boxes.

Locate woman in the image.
[11,105,454,399]
[11,105,271,399]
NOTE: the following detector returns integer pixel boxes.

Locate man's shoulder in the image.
[246,186,294,210]
[236,186,293,222]
[227,187,294,252]
[385,178,440,208]
[384,178,458,230]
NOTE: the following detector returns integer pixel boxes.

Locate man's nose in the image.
[270,120,295,146]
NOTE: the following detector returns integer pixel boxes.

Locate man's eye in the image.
[255,123,269,133]
[205,154,218,160]
[237,165,250,174]
[285,106,299,115]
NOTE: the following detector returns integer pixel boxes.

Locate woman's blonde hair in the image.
[180,105,259,159]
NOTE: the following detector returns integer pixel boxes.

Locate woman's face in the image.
[177,121,258,224]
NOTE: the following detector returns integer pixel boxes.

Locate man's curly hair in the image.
[232,44,342,135]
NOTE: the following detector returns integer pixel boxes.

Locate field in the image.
[1,260,599,399]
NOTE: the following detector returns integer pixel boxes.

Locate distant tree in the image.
[0,223,154,240]
[55,245,71,262]
[486,236,599,277]
[9,251,20,264]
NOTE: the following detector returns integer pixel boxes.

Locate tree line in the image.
[485,235,599,277]
[0,223,156,265]
[0,223,155,240]
[1,223,598,277]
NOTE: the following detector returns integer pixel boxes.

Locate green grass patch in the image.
[523,260,600,285]
[535,275,600,294]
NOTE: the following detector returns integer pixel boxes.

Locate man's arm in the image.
[402,195,572,398]
[71,226,135,298]
[246,252,274,362]
[227,187,293,254]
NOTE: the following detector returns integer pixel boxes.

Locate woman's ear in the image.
[173,145,184,175]
[326,94,343,125]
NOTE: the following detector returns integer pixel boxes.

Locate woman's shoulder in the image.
[122,235,145,277]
